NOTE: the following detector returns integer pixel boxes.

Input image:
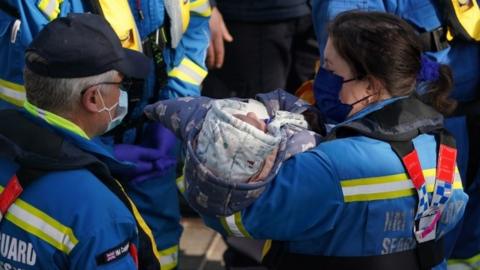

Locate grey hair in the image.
[24,52,118,114]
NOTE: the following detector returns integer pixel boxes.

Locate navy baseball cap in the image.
[26,13,150,79]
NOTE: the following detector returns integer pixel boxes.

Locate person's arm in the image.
[68,220,138,269]
[206,6,233,69]
[203,148,344,240]
[160,0,211,99]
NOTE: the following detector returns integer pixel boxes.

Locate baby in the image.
[144,90,325,216]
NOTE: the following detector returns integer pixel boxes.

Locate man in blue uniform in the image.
[0,1,211,268]
[116,1,211,268]
[0,13,158,269]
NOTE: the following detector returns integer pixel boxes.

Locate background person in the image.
[202,0,319,98]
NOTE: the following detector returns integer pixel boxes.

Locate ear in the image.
[365,76,385,102]
[81,87,102,113]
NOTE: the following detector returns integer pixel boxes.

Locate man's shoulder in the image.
[21,169,135,226]
[33,169,125,202]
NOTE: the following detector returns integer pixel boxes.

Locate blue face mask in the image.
[313,67,368,123]
[97,89,128,133]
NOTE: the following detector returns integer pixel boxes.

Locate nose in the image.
[246,112,267,132]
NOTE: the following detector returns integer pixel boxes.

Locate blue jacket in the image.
[202,98,468,269]
[311,0,480,183]
[0,0,209,107]
[0,1,211,268]
[0,109,141,269]
[310,2,480,266]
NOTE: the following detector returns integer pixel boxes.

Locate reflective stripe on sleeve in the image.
[176,164,186,193]
[0,79,25,107]
[37,0,64,21]
[158,245,179,270]
[190,0,211,17]
[0,186,78,254]
[341,168,463,202]
[176,175,185,194]
[114,180,162,268]
[220,212,251,238]
[168,57,207,86]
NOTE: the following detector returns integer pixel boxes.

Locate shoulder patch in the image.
[96,240,130,265]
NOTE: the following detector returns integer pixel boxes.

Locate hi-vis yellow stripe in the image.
[176,175,185,194]
[220,212,252,238]
[115,180,162,269]
[341,168,463,202]
[190,0,212,17]
[176,164,186,193]
[24,100,89,139]
[0,79,25,107]
[448,252,480,270]
[0,186,78,254]
[37,0,64,21]
[168,57,207,86]
[158,245,179,270]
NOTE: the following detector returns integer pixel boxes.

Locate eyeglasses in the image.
[80,81,132,95]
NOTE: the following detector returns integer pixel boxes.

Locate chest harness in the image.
[263,97,458,270]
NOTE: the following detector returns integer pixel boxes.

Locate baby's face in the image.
[233,112,267,133]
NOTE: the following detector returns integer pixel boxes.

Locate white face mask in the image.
[97,88,128,133]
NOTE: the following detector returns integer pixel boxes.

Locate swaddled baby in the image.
[144,90,325,216]
[195,98,313,184]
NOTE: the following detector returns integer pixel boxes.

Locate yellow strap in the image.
[97,0,143,52]
[115,180,162,269]
[37,0,64,21]
[449,0,480,41]
[180,0,191,33]
[23,100,89,139]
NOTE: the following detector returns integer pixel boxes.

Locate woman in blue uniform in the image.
[200,11,469,270]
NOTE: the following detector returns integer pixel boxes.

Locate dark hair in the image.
[328,11,456,115]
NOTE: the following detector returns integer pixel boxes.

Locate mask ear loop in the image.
[349,94,372,106]
[341,75,372,106]
[96,89,119,121]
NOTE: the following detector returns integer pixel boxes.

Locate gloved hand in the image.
[114,143,177,183]
[141,122,177,153]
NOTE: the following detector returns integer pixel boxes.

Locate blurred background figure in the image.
[202,0,319,98]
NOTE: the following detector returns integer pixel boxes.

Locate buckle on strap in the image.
[419,27,450,52]
[416,237,445,270]
[0,175,23,220]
